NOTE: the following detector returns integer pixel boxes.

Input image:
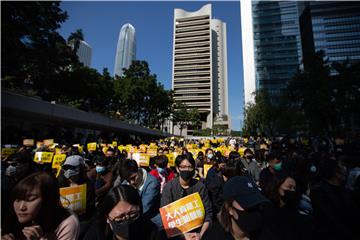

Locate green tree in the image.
[172,101,201,136]
[67,29,84,54]
[113,60,173,128]
[242,89,279,136]
[2,1,73,96]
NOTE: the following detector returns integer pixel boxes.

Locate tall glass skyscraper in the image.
[300,1,360,71]
[251,1,303,97]
[114,23,136,77]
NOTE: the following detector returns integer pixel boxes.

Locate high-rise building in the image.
[253,1,303,97]
[172,4,230,135]
[300,1,360,72]
[245,1,303,99]
[114,23,136,77]
[70,40,92,67]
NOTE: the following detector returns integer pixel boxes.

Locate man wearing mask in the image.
[259,152,282,191]
[161,153,213,240]
[241,148,261,184]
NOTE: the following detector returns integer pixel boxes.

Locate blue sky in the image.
[59,1,244,131]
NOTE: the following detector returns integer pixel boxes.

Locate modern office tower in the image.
[251,1,303,98]
[300,1,360,72]
[114,23,136,77]
[172,4,230,135]
[70,40,92,67]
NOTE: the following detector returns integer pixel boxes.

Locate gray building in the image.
[114,23,136,77]
[172,4,230,136]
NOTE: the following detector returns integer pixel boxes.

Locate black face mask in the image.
[109,216,139,239]
[281,190,297,207]
[179,170,194,181]
[232,208,263,233]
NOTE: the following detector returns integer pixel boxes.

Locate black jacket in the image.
[161,177,213,224]
[205,167,224,217]
[83,216,165,240]
[310,180,360,240]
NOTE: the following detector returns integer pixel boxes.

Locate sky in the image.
[58,1,244,131]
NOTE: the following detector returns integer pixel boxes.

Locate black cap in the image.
[223,176,269,209]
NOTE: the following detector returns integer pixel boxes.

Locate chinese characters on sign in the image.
[60,184,87,214]
[160,192,205,238]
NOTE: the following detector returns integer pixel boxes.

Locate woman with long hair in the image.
[2,172,80,240]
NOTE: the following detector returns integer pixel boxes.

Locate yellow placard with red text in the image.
[60,184,87,214]
[33,152,54,163]
[160,192,205,238]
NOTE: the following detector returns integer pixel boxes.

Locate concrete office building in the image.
[172,4,230,136]
[114,23,136,77]
[70,40,92,67]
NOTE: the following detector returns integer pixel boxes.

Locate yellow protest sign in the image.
[166,153,178,167]
[132,153,150,167]
[60,184,87,214]
[147,148,157,157]
[160,192,205,238]
[87,142,97,151]
[23,139,35,147]
[203,164,212,178]
[33,152,54,163]
[43,139,54,146]
[118,145,125,152]
[1,148,17,157]
[52,154,67,169]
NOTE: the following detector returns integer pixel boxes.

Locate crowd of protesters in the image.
[1,135,360,240]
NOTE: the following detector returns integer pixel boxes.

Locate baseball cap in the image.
[223,176,269,209]
[63,155,85,167]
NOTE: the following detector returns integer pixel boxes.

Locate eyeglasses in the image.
[107,212,139,222]
[178,165,194,171]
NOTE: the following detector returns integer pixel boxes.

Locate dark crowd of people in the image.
[1,135,360,240]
